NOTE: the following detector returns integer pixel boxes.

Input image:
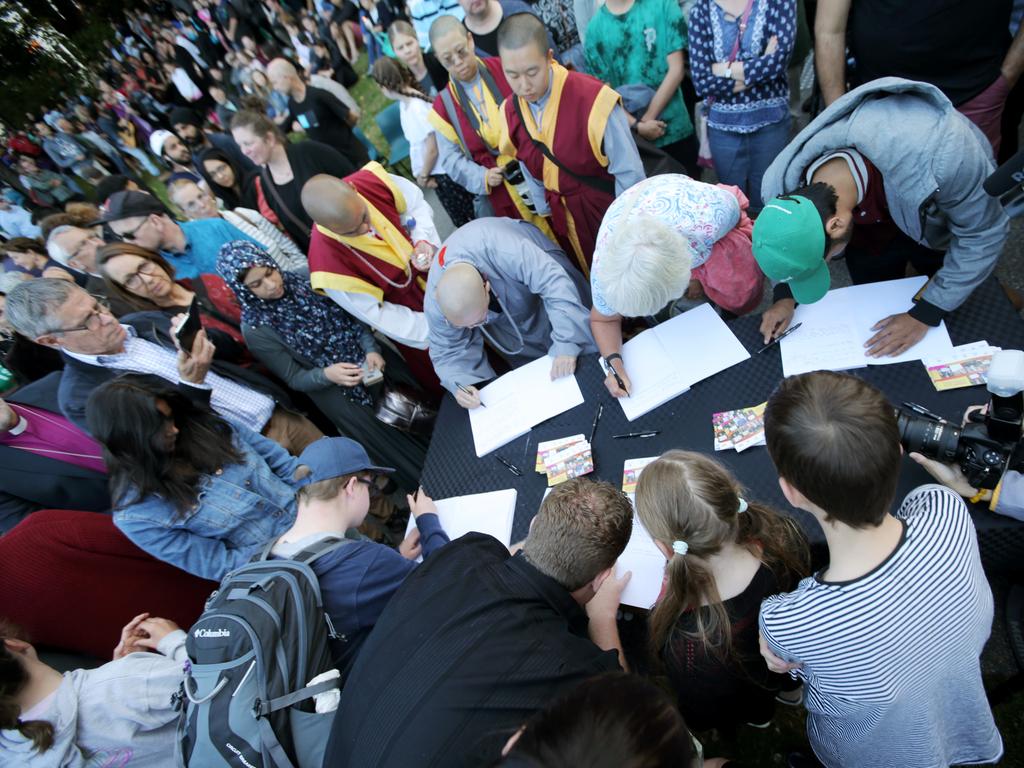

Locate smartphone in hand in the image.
[174,298,203,355]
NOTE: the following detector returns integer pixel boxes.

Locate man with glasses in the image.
[424,218,593,408]
[301,170,443,397]
[46,224,136,317]
[268,436,450,667]
[98,190,261,280]
[4,279,323,455]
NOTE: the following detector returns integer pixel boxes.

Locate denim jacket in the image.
[113,427,302,581]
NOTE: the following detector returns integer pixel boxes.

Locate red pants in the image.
[0,510,214,658]
[958,74,1011,156]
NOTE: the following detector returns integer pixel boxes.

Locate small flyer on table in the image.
[712,402,767,452]
[922,342,1001,391]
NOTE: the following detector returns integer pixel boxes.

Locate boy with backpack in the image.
[269,436,450,664]
[759,372,1002,768]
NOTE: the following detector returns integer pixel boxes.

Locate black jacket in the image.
[0,371,111,534]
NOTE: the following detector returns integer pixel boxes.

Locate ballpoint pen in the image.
[757,322,803,354]
[589,403,603,444]
[496,455,523,476]
[456,382,486,407]
[902,401,944,421]
[612,431,660,439]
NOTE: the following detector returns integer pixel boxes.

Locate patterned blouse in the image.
[688,0,796,133]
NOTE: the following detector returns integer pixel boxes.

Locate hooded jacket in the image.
[761,77,1008,325]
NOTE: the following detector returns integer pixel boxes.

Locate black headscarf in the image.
[195,145,247,210]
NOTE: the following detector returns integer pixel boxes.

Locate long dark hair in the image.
[0,622,54,754]
[196,146,247,210]
[86,376,243,516]
[96,241,181,313]
[636,450,810,662]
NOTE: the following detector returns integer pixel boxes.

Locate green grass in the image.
[348,52,395,159]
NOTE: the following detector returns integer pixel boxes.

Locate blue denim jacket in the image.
[113,427,302,581]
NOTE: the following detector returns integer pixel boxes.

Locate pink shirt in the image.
[0,403,107,474]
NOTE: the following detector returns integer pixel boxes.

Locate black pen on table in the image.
[757,322,803,354]
[496,455,523,476]
[613,431,660,439]
[902,401,944,421]
[456,382,485,407]
[589,403,603,444]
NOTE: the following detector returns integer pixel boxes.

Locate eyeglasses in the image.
[439,45,471,68]
[45,296,112,335]
[122,260,162,291]
[117,215,153,242]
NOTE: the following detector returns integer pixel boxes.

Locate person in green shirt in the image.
[585,0,696,176]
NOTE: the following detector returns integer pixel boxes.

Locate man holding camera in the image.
[752,78,1009,357]
[759,371,1002,768]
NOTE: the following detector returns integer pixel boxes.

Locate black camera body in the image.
[898,391,1024,490]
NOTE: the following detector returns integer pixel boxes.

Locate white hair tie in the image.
[737,498,749,514]
[672,540,689,556]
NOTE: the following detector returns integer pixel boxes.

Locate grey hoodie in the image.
[762,77,1009,325]
[1,630,187,767]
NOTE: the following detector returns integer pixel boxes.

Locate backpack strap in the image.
[440,88,475,159]
[256,535,354,564]
[261,165,312,239]
[511,96,615,197]
[450,77,500,158]
[258,677,340,716]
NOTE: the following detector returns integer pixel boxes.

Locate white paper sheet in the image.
[615,456,666,609]
[618,303,750,421]
[405,489,518,561]
[781,277,954,377]
[468,356,585,456]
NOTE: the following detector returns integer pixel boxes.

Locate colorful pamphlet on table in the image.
[712,402,767,452]
[535,434,594,487]
[921,341,1001,391]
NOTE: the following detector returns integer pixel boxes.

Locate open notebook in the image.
[781,276,954,377]
[405,489,518,561]
[614,304,750,422]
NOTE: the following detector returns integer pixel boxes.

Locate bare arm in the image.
[1003,22,1024,88]
[814,0,851,106]
[641,50,685,124]
[421,132,439,177]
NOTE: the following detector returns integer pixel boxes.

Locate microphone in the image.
[984,148,1024,198]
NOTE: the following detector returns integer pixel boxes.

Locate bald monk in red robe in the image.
[497,12,645,276]
[301,163,442,397]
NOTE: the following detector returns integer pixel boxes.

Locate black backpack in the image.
[175,537,350,768]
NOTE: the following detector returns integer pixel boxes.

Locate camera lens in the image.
[896,410,961,462]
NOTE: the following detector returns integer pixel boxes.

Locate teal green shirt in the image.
[584,0,694,145]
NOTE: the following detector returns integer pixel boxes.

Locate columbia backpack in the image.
[175,537,350,768]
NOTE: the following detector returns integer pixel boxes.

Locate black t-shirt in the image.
[325,535,619,767]
[848,0,1012,105]
[287,86,369,167]
[473,27,500,58]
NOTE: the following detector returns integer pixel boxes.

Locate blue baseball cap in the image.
[299,437,394,483]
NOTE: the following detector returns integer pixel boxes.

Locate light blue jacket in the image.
[114,427,302,581]
[762,77,1009,323]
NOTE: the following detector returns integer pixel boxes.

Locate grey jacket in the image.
[0,630,187,767]
[425,218,596,394]
[762,77,1008,323]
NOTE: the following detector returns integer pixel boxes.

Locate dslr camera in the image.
[898,350,1024,490]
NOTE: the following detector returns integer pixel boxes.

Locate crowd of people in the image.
[0,0,1022,765]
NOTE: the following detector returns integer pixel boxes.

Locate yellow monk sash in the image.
[309,268,385,302]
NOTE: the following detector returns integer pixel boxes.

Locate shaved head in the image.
[497,12,549,54]
[429,14,469,48]
[267,58,300,95]
[301,175,368,236]
[436,262,489,327]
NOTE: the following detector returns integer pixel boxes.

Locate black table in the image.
[421,277,1024,572]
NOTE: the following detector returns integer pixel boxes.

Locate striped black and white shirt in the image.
[760,485,1003,768]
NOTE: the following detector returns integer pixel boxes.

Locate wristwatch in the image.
[604,353,623,368]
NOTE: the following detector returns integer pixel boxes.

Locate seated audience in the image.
[425,218,595,407]
[4,279,321,453]
[196,146,251,210]
[753,79,1008,356]
[635,450,809,731]
[230,110,356,251]
[165,176,307,273]
[0,276,65,389]
[270,436,449,666]
[590,174,764,398]
[0,613,188,766]
[87,376,306,580]
[302,170,442,397]
[0,509,213,658]
[759,371,1003,768]
[96,242,252,367]
[218,240,429,491]
[150,128,196,175]
[325,477,633,767]
[371,56,475,228]
[98,190,262,279]
[169,105,255,175]
[498,12,645,275]
[0,372,109,533]
[267,58,370,166]
[16,155,82,208]
[0,192,41,240]
[497,672,737,767]
[46,224,138,317]
[3,238,59,278]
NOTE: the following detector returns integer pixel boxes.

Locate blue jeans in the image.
[708,117,791,212]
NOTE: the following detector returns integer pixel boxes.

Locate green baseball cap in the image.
[752,195,830,305]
